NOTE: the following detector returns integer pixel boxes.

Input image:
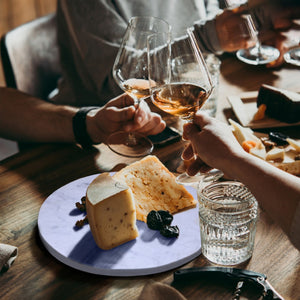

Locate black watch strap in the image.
[72,106,99,149]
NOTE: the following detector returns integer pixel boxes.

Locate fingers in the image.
[129,113,166,136]
[133,100,150,125]
[105,105,136,123]
[103,95,166,136]
[182,143,195,160]
[182,111,211,141]
[123,100,166,135]
[185,156,212,176]
[105,93,135,108]
[186,163,212,176]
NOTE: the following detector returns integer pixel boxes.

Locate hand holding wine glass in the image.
[236,14,280,65]
[107,16,171,157]
[147,29,223,184]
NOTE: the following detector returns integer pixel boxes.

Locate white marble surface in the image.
[38,174,201,276]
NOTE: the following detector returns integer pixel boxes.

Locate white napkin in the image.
[0,243,18,272]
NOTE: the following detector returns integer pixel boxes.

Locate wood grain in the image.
[0,44,299,300]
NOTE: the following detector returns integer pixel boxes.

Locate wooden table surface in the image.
[0,54,299,300]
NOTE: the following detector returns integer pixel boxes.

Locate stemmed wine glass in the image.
[107,16,171,157]
[224,0,280,65]
[235,14,280,65]
[147,29,223,185]
[284,46,300,67]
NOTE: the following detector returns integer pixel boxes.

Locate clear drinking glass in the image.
[147,29,223,185]
[107,16,171,157]
[197,181,258,265]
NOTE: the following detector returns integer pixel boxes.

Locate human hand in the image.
[182,112,245,178]
[216,2,300,67]
[250,1,300,67]
[216,9,257,52]
[86,93,166,144]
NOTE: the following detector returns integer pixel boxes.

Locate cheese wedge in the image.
[86,173,139,250]
[113,155,196,222]
[229,119,266,159]
[286,138,300,152]
[266,147,285,161]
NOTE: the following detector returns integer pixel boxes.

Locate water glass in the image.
[197,181,258,265]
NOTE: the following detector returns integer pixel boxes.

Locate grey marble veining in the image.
[38,174,201,276]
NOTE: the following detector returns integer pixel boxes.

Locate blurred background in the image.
[0,0,57,160]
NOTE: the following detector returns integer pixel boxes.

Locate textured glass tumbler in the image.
[197,181,258,265]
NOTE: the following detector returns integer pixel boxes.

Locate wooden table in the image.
[0,55,299,300]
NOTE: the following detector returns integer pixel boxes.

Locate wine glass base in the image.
[176,169,224,186]
[284,47,300,67]
[236,45,280,65]
[106,131,154,158]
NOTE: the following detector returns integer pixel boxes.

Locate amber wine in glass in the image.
[107,16,171,157]
[148,29,223,184]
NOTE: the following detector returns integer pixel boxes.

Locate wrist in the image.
[72,106,99,149]
[85,107,107,144]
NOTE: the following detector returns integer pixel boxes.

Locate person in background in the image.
[0,87,165,148]
[1,1,298,150]
[50,0,300,107]
[182,112,300,251]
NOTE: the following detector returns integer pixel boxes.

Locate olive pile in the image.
[146,210,179,238]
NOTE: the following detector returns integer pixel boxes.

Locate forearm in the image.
[229,152,300,235]
[0,88,78,143]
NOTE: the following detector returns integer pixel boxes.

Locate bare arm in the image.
[0,87,165,144]
[0,87,77,143]
[182,112,300,245]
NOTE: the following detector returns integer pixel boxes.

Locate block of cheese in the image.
[265,147,284,161]
[86,173,139,250]
[287,138,300,152]
[257,84,300,123]
[113,155,196,222]
[229,119,266,160]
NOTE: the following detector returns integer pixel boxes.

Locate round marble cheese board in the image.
[38,174,201,276]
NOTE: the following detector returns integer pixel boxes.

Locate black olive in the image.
[147,210,164,230]
[269,132,288,146]
[160,225,179,238]
[158,210,173,226]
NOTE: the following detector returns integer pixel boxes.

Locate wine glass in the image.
[147,29,223,185]
[236,14,280,65]
[284,47,300,67]
[107,16,171,157]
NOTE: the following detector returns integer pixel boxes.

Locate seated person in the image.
[50,0,300,106]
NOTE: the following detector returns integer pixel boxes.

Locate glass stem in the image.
[126,132,137,146]
[255,40,262,63]
[125,97,141,146]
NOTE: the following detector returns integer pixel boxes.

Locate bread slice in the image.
[113,155,196,222]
